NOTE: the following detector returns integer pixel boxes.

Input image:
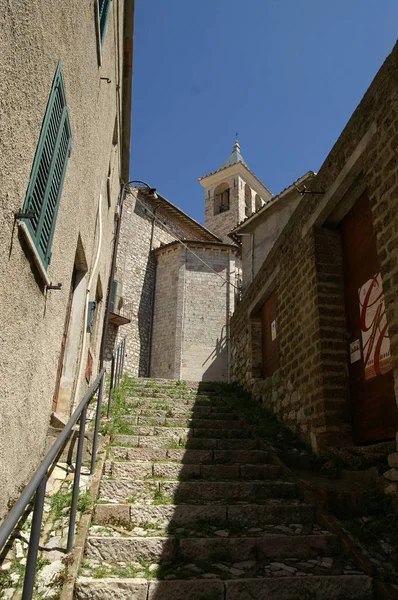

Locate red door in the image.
[342,193,398,444]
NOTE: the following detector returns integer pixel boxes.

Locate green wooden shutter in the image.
[23,62,72,267]
[99,0,112,44]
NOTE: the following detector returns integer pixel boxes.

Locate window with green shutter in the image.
[98,0,112,45]
[22,62,72,268]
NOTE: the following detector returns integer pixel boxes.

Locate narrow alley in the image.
[75,378,373,599]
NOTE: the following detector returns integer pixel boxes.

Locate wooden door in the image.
[52,267,77,411]
[262,292,279,378]
[342,193,398,444]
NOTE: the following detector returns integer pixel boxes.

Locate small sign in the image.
[271,320,277,341]
[350,339,361,364]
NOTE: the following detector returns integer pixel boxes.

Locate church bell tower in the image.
[198,139,272,243]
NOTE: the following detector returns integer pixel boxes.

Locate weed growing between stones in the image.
[100,375,139,436]
[50,488,94,519]
[167,439,186,449]
[153,489,174,505]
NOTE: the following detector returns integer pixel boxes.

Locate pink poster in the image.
[358,273,392,380]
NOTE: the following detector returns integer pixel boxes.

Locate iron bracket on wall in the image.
[294,184,325,196]
[47,282,62,290]
[14,210,35,220]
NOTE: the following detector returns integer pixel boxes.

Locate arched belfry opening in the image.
[245,184,252,217]
[214,182,230,215]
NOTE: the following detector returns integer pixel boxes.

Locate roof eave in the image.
[121,0,134,182]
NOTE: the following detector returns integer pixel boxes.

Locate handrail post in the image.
[67,404,87,552]
[117,341,122,387]
[108,353,115,418]
[119,340,124,385]
[90,373,105,474]
[121,338,126,380]
[22,475,47,600]
[115,343,120,389]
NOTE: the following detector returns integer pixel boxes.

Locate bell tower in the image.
[199,139,272,243]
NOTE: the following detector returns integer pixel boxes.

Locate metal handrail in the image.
[107,336,126,417]
[0,367,106,600]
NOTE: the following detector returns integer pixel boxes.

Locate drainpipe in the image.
[147,204,159,377]
[99,181,158,370]
[251,231,255,283]
[226,249,231,382]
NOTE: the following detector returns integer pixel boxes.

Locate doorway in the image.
[52,238,88,415]
[341,192,398,444]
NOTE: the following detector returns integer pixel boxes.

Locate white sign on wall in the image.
[271,319,277,342]
[349,339,361,364]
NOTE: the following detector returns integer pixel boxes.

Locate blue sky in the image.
[130,1,397,224]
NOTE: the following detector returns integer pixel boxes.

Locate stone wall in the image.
[150,246,184,379]
[113,190,220,377]
[181,246,234,381]
[151,242,236,381]
[230,42,398,455]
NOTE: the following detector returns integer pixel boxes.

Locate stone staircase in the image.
[75,379,374,599]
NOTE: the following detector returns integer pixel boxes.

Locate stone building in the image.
[199,140,272,243]
[107,188,238,381]
[108,140,279,383]
[0,0,134,516]
[230,171,315,292]
[230,42,398,471]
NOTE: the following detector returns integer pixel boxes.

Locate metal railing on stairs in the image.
[107,337,126,417]
[0,337,127,599]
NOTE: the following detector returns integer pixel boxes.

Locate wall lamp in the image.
[99,179,157,368]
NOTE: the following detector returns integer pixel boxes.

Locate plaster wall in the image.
[240,193,302,292]
[0,0,129,516]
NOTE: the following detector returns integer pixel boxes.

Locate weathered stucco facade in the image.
[0,0,134,516]
[230,42,398,463]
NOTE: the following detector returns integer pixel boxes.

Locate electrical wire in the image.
[130,189,239,290]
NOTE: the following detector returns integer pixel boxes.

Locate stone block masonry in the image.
[230,42,398,457]
[151,242,237,381]
[111,190,234,380]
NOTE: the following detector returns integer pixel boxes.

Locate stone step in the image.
[126,396,227,407]
[108,447,214,463]
[94,501,316,529]
[112,435,259,450]
[130,416,240,428]
[75,575,373,600]
[99,479,297,503]
[122,426,251,439]
[222,576,373,600]
[85,533,338,564]
[105,460,282,481]
[136,408,238,419]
